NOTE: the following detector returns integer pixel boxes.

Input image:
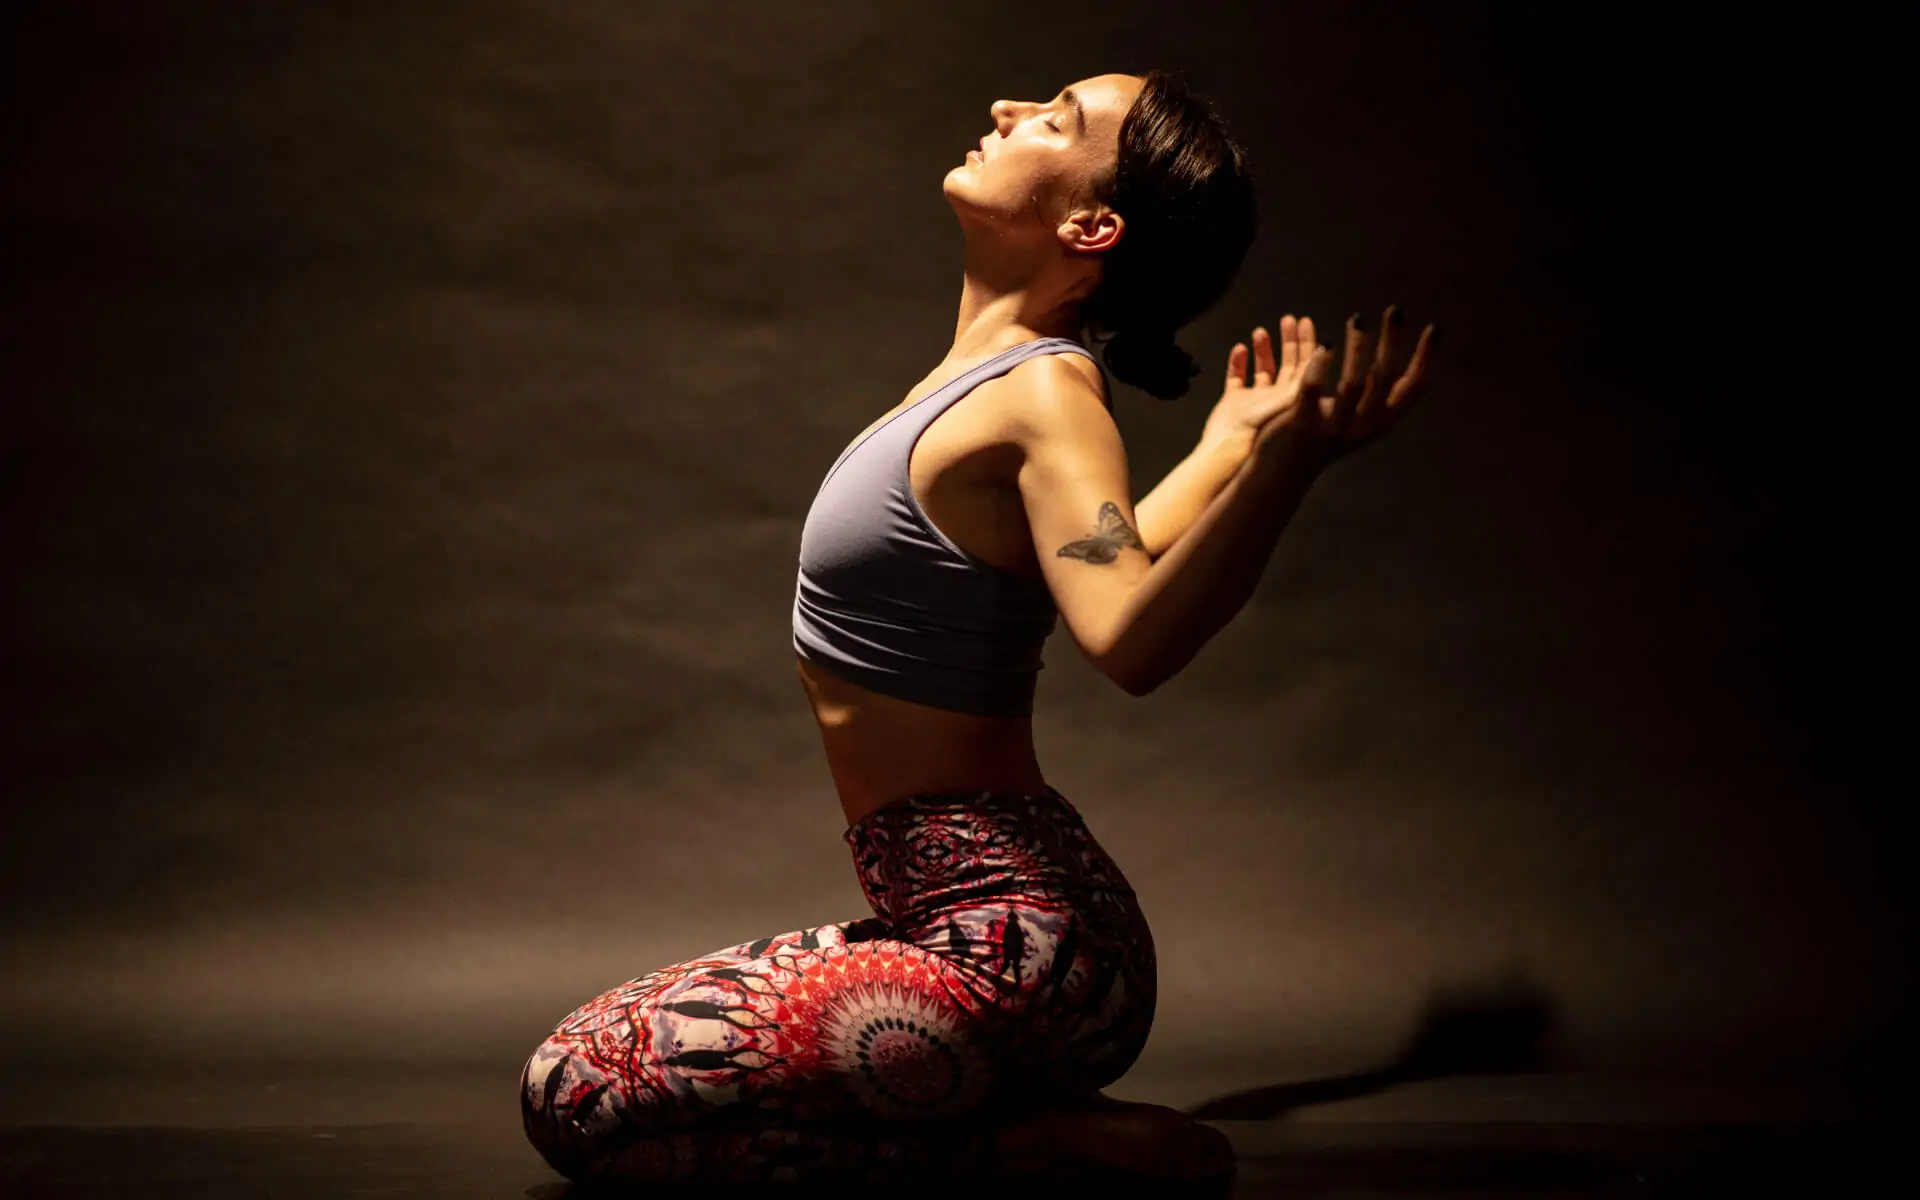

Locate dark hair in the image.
[1078,71,1258,400]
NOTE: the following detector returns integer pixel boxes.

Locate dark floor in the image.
[0,1120,1901,1199]
[0,1065,1899,1198]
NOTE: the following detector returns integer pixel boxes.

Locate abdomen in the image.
[794,655,1049,827]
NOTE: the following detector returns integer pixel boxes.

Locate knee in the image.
[524,1034,731,1188]
[519,1035,611,1181]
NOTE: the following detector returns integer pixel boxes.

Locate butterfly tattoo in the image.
[1055,501,1145,565]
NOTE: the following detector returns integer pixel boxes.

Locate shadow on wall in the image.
[1186,970,1559,1120]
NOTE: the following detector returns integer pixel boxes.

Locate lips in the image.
[966,149,982,163]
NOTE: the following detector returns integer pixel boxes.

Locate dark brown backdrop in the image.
[1,1,1898,1088]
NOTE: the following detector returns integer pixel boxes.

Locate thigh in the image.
[892,888,1156,1098]
[521,915,1011,1168]
[853,792,1159,1097]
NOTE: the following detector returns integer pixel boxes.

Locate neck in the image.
[950,230,1093,362]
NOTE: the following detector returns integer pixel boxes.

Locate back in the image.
[792,337,1101,718]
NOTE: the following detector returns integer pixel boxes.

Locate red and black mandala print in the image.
[521,786,1157,1187]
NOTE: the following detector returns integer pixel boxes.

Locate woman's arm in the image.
[1095,431,1326,693]
[1018,309,1436,696]
[1131,431,1250,559]
[1103,311,1437,693]
[1133,322,1341,559]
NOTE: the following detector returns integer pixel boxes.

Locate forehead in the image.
[1061,73,1145,118]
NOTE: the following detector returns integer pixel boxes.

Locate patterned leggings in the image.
[519,787,1157,1188]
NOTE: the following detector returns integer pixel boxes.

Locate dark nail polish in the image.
[1350,312,1365,332]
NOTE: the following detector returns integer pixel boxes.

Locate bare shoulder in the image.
[978,348,1114,450]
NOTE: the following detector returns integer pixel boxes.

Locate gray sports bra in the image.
[791,337,1102,717]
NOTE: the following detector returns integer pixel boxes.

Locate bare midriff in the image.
[796,654,1050,829]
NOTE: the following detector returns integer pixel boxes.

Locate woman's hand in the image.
[1207,306,1438,469]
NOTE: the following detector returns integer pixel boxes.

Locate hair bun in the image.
[1100,327,1199,401]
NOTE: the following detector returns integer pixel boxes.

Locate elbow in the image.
[1082,613,1179,697]
[1100,654,1166,698]
[1095,633,1205,697]
[1116,671,1162,698]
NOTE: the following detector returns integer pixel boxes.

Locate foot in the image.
[992,1094,1234,1181]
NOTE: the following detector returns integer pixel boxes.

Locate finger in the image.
[1225,342,1247,389]
[1383,324,1439,413]
[1372,304,1402,380]
[1337,311,1367,396]
[1357,305,1403,421]
[1330,334,1364,428]
[1295,316,1316,375]
[1301,346,1336,423]
[1278,315,1297,378]
[1252,325,1276,386]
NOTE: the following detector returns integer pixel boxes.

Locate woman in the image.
[521,69,1435,1189]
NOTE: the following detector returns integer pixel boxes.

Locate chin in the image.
[940,169,974,209]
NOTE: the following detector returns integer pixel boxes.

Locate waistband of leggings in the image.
[842,785,1083,842]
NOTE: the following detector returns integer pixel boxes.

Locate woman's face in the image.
[945,73,1145,242]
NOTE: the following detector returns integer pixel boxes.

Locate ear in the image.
[1058,206,1124,255]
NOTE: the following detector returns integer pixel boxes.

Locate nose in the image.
[990,99,1021,133]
